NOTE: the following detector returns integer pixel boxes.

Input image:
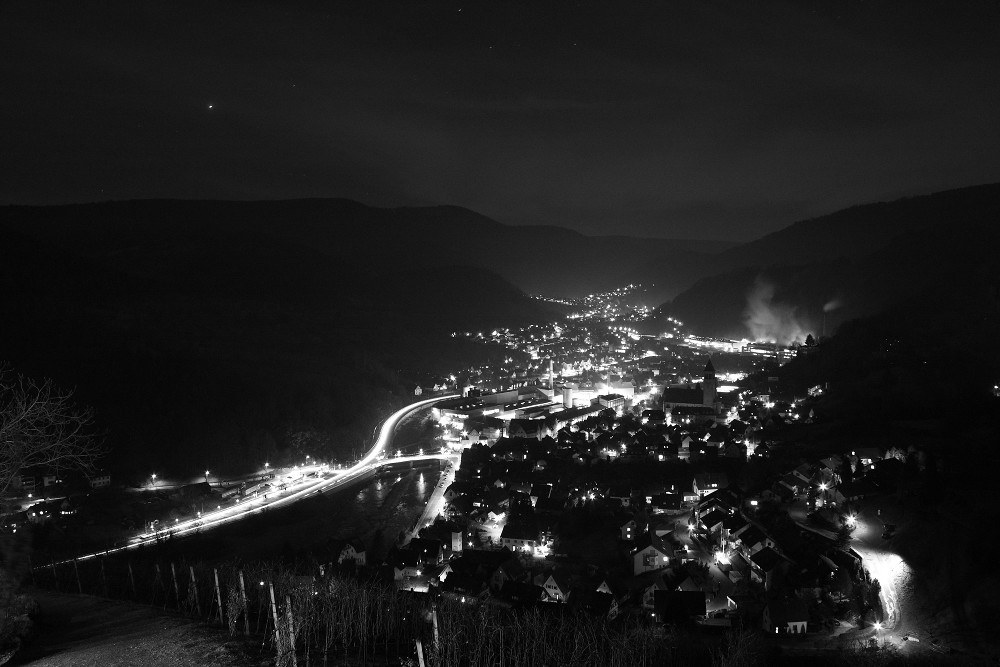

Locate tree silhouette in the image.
[1,365,104,496]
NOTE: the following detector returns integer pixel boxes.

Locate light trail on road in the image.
[850,511,911,637]
[43,395,457,567]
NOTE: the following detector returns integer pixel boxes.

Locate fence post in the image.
[171,562,180,609]
[27,554,36,587]
[128,561,136,599]
[214,568,225,625]
[238,571,250,636]
[416,639,426,667]
[73,559,83,594]
[268,583,281,661]
[100,558,108,597]
[189,566,202,617]
[50,560,59,592]
[154,563,163,606]
[285,594,298,667]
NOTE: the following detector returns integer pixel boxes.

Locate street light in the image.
[205,470,210,483]
[151,473,157,488]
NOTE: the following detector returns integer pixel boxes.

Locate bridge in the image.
[46,395,458,566]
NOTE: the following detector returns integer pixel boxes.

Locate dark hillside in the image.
[658,184,1000,343]
[1,199,729,299]
[644,184,1000,318]
[715,183,1000,271]
[0,201,558,479]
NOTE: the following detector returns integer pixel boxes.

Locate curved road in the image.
[48,395,457,566]
[849,508,914,644]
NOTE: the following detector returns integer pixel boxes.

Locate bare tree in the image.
[0,365,104,497]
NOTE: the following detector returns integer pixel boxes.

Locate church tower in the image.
[702,357,718,410]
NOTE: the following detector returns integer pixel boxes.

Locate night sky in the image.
[4,1,999,240]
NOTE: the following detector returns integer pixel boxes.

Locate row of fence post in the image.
[33,557,433,666]
[35,557,264,639]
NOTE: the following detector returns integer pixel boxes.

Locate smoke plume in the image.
[823,298,843,313]
[743,277,809,345]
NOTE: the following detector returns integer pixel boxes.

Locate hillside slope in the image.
[658,184,1000,343]
[0,201,557,477]
[1,198,730,299]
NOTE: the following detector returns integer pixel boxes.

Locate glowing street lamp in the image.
[873,621,882,632]
[151,473,157,488]
[205,469,210,483]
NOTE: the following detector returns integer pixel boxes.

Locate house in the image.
[650,493,685,514]
[87,472,112,489]
[641,409,666,425]
[719,440,746,459]
[444,481,479,503]
[762,598,809,634]
[597,393,625,412]
[508,418,551,440]
[500,522,540,552]
[855,447,883,469]
[618,515,638,541]
[539,571,574,602]
[779,473,806,495]
[484,486,510,510]
[722,513,749,540]
[607,486,632,507]
[819,455,843,473]
[749,546,789,591]
[832,478,879,503]
[529,483,552,505]
[441,572,489,601]
[792,463,816,485]
[407,537,444,566]
[677,576,701,593]
[735,526,773,556]
[695,487,740,518]
[693,472,730,497]
[450,548,519,593]
[384,547,422,580]
[640,574,672,610]
[699,508,728,534]
[649,516,676,540]
[490,558,527,593]
[631,534,670,575]
[322,539,367,568]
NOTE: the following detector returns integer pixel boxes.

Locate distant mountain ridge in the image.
[658,183,1000,343]
[0,198,732,300]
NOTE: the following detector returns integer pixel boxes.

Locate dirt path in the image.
[11,590,268,667]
